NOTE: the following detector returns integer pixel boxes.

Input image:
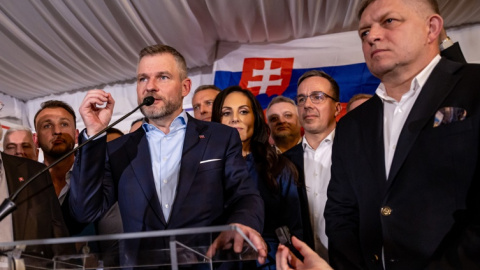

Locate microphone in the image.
[0,96,155,221]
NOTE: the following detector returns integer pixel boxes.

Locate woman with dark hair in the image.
[212,86,303,269]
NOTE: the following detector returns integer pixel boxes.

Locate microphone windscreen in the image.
[143,96,155,106]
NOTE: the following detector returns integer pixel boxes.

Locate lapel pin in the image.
[199,135,205,139]
[18,177,24,182]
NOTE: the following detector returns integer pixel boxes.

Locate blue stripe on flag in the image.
[214,62,380,109]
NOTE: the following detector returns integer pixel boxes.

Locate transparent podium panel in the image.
[0,225,258,269]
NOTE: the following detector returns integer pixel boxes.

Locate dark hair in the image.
[131,117,144,127]
[357,0,440,20]
[139,44,188,79]
[106,127,124,136]
[297,70,340,101]
[346,93,373,112]
[194,85,221,95]
[34,100,76,129]
[211,86,298,191]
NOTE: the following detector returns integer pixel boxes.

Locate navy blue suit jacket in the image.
[283,144,315,250]
[325,58,480,269]
[70,114,264,235]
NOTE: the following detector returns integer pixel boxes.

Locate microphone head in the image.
[143,96,155,106]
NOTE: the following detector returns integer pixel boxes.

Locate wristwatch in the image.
[439,36,454,51]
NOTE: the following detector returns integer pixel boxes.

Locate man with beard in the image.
[33,101,123,266]
[69,44,267,268]
[283,70,342,261]
[33,101,79,201]
[0,116,69,262]
[266,96,302,153]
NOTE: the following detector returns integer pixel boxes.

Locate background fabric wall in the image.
[0,10,479,150]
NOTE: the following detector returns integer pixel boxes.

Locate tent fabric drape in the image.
[1,0,479,101]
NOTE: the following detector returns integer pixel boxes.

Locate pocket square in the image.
[200,159,221,164]
[433,107,467,127]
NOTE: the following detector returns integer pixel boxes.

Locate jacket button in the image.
[380,206,392,216]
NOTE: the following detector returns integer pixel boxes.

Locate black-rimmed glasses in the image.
[295,91,338,106]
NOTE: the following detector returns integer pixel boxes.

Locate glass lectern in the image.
[0,225,258,269]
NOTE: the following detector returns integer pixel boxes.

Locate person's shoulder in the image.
[283,143,303,158]
[1,153,50,187]
[108,128,143,145]
[188,116,237,133]
[336,95,381,133]
[461,62,480,72]
[346,94,379,117]
[439,57,480,73]
[440,60,480,86]
[1,152,46,171]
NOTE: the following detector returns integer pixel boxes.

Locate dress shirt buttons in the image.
[165,204,169,209]
[163,179,167,184]
[380,206,392,216]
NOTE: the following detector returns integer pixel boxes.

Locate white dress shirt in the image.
[144,111,187,222]
[376,55,441,178]
[57,167,72,205]
[303,130,335,260]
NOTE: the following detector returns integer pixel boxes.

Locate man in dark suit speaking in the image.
[69,44,266,266]
[325,0,480,269]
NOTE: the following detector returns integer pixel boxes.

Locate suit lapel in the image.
[387,59,463,185]
[127,130,166,225]
[3,154,30,240]
[361,96,388,187]
[169,116,209,223]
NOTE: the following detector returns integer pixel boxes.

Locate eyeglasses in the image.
[295,91,338,106]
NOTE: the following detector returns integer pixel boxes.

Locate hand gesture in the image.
[206,223,268,265]
[79,89,115,136]
[276,236,332,270]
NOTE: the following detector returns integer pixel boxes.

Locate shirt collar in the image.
[376,54,441,102]
[302,129,335,150]
[142,110,188,133]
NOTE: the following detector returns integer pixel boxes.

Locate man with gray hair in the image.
[266,96,302,153]
[3,126,38,161]
[191,84,221,121]
[325,0,480,268]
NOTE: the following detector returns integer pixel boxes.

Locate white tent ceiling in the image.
[0,0,480,101]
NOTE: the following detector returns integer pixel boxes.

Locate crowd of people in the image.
[0,0,479,269]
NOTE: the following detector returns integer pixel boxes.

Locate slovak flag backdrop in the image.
[212,30,380,116]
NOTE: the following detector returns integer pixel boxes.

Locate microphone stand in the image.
[0,96,154,222]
